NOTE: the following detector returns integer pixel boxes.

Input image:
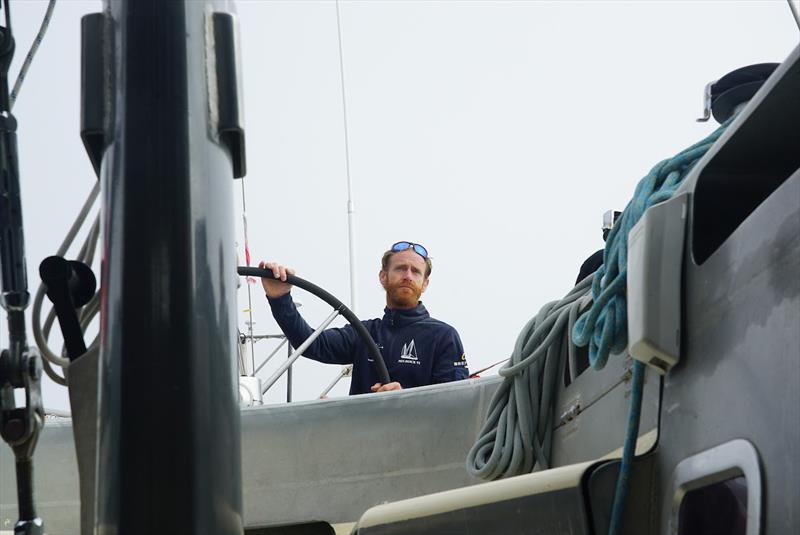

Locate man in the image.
[259,241,469,395]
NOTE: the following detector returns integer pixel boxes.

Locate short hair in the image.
[381,249,432,278]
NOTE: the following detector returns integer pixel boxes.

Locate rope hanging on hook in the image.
[571,116,734,368]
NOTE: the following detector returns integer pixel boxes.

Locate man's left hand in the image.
[371,382,403,393]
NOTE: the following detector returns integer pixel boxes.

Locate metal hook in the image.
[696,80,716,123]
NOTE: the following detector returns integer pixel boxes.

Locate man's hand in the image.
[259,261,295,299]
[371,382,403,393]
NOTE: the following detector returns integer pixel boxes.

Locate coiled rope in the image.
[467,117,734,503]
[466,275,592,479]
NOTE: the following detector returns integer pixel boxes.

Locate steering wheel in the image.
[237,266,391,387]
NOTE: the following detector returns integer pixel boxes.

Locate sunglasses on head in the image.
[391,241,429,259]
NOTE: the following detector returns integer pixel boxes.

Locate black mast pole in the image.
[92,1,245,532]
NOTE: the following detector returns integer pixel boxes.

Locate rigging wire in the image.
[325,0,358,393]
[9,0,56,108]
[469,357,510,378]
[1,0,68,383]
[240,181,257,374]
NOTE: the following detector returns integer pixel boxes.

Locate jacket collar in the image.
[383,302,429,327]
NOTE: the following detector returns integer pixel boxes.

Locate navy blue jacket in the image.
[267,293,469,395]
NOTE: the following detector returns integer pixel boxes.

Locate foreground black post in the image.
[92,1,245,532]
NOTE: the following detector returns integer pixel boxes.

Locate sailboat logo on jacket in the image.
[399,340,420,364]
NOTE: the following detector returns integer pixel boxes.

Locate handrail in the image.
[260,308,341,394]
[253,336,288,375]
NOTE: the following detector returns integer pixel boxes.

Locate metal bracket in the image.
[696,80,716,123]
[209,12,246,178]
[0,348,45,535]
[0,348,43,453]
[80,13,114,178]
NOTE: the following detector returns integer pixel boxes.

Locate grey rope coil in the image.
[466,275,592,480]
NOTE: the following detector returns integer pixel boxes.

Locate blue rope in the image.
[571,117,733,369]
[608,360,645,535]
[570,117,737,535]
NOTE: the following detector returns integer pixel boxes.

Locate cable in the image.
[9,0,56,108]
[32,184,99,370]
[79,292,100,331]
[19,8,98,370]
[41,353,66,385]
[468,357,510,378]
[76,216,100,266]
[240,182,256,374]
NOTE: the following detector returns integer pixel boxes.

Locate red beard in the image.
[385,280,423,308]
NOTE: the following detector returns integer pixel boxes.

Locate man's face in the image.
[379,249,429,309]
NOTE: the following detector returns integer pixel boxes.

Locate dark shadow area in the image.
[246,521,335,535]
[678,476,748,535]
[692,56,799,265]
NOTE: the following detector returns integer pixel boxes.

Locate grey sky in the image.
[3,1,797,408]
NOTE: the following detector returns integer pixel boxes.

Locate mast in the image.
[90,1,245,532]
